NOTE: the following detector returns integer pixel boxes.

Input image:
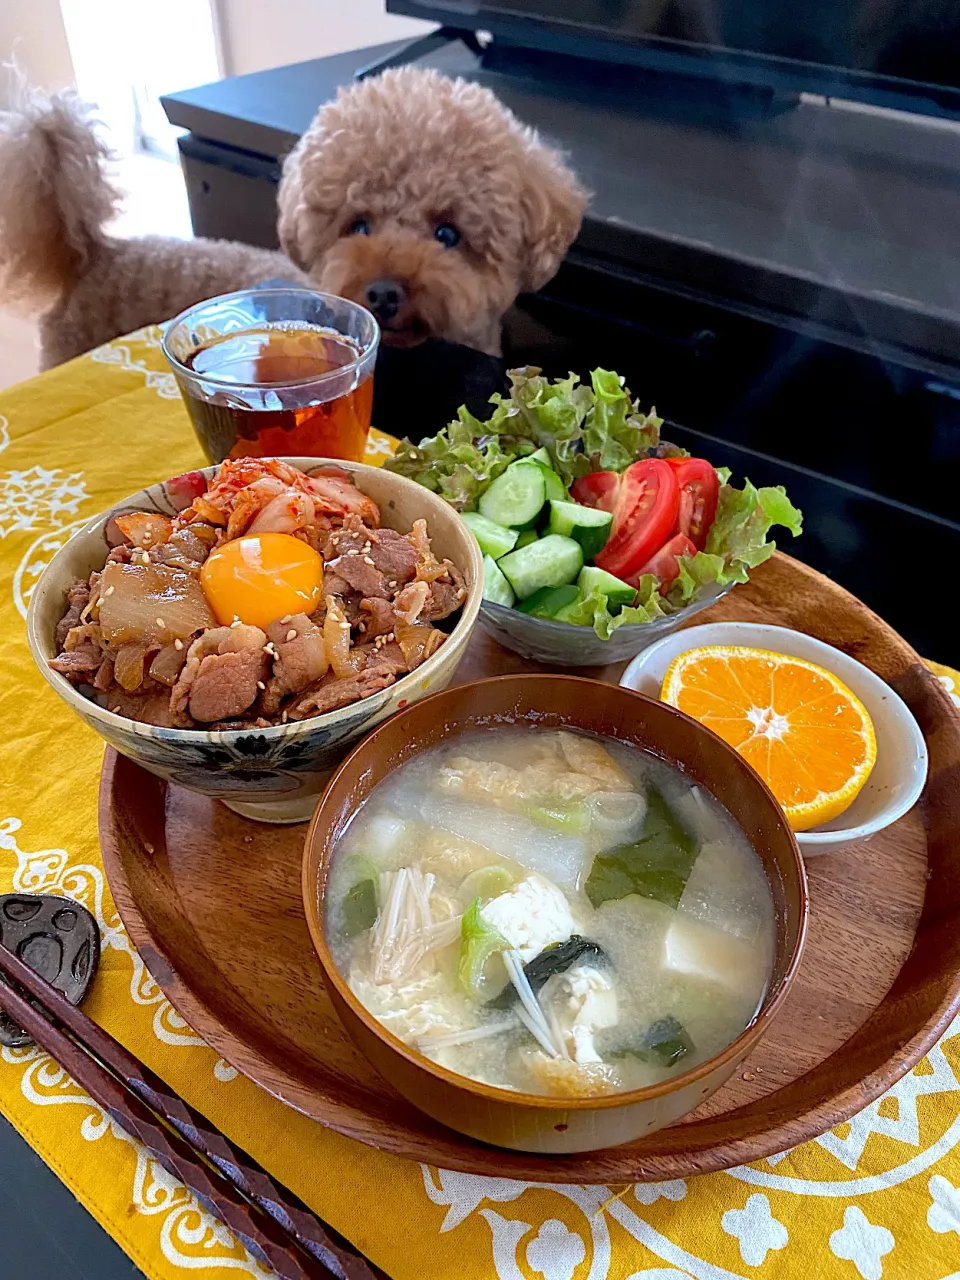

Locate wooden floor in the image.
[0,151,192,391]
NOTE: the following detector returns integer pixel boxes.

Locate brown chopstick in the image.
[0,942,387,1280]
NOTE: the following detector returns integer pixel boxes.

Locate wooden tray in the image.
[99,553,960,1182]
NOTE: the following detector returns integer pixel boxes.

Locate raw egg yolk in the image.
[200,533,323,629]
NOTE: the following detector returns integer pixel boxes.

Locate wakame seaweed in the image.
[585,790,698,910]
[488,935,609,1009]
[615,1015,695,1068]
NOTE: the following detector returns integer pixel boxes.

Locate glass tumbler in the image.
[162,288,379,463]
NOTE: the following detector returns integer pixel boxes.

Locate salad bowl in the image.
[386,367,802,668]
[478,583,732,664]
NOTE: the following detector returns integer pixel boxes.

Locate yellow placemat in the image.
[2,327,960,1280]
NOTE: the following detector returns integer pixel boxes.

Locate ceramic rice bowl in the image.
[27,458,483,824]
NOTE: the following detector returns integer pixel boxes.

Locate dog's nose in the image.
[364,278,406,322]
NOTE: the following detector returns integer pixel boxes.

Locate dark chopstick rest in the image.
[0,893,101,1046]
[0,940,386,1280]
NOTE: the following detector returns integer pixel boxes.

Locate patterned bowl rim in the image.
[25,457,484,744]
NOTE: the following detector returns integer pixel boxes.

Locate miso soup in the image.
[326,727,775,1097]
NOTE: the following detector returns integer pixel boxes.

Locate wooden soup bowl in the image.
[303,674,808,1154]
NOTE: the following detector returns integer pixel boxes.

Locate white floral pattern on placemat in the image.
[89,329,179,399]
[0,465,88,538]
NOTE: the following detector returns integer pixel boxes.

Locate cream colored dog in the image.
[0,67,586,368]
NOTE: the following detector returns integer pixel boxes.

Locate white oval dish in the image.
[620,621,928,856]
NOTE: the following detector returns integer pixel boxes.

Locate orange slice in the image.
[660,645,877,831]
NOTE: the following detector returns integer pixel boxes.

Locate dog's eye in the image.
[434,222,461,249]
[348,218,371,236]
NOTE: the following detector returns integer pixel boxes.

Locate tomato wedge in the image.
[570,470,619,514]
[637,532,697,590]
[662,457,719,549]
[592,459,679,582]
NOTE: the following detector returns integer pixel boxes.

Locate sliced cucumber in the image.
[534,462,566,503]
[482,554,516,607]
[516,584,580,618]
[514,529,539,550]
[522,447,553,468]
[462,512,518,560]
[498,534,583,600]
[547,499,613,559]
[479,463,545,528]
[514,454,565,502]
[578,565,637,608]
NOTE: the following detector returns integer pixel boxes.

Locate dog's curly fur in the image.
[279,68,586,354]
[0,67,586,368]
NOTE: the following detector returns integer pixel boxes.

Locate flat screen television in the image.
[389,0,960,118]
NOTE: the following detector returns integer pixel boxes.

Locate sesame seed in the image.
[231,618,242,628]
[280,614,291,624]
[339,621,350,630]
[286,629,297,642]
[362,556,375,566]
[257,680,266,690]
[105,585,115,597]
[144,842,155,854]
[155,617,165,628]
[281,710,288,723]
[174,638,183,651]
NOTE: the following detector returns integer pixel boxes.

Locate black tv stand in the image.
[357,30,800,119]
[479,38,801,119]
[354,27,484,79]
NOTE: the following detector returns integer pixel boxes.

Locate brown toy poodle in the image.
[0,67,587,370]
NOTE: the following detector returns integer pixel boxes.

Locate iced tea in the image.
[162,288,379,464]
[184,324,373,462]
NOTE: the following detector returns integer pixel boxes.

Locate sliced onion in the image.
[323,596,363,679]
[409,518,446,582]
[99,561,216,647]
[395,621,443,669]
[114,642,151,691]
[149,643,188,687]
